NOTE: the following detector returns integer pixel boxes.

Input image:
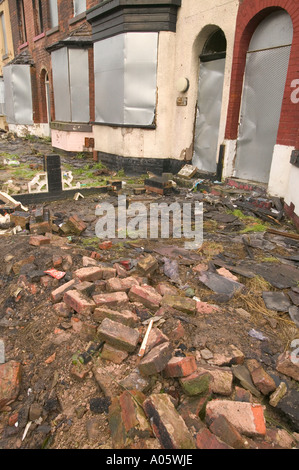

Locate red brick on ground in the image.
[93,291,129,308]
[93,307,138,327]
[205,400,266,437]
[128,285,162,310]
[143,393,196,449]
[63,289,96,315]
[74,267,103,282]
[97,318,140,352]
[51,279,76,303]
[138,343,173,376]
[164,356,197,378]
[29,235,51,246]
[0,361,22,410]
[196,427,232,449]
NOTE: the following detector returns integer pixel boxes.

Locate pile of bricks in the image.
[1,236,298,451]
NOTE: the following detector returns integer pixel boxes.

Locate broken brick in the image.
[196,301,220,314]
[196,427,232,449]
[70,363,91,381]
[74,267,103,282]
[93,307,138,327]
[93,291,129,308]
[164,356,197,378]
[205,400,266,437]
[196,365,233,396]
[161,295,197,315]
[97,318,140,352]
[53,302,73,318]
[171,321,186,342]
[0,361,22,410]
[99,241,112,250]
[74,281,95,297]
[145,328,169,355]
[247,359,276,395]
[60,214,87,235]
[29,235,51,246]
[105,276,140,293]
[156,283,178,296]
[143,393,196,449]
[82,256,99,267]
[101,267,117,279]
[100,343,129,364]
[128,285,162,310]
[137,255,158,276]
[30,221,51,235]
[52,254,63,268]
[208,344,245,367]
[208,414,249,449]
[276,351,299,381]
[51,279,76,303]
[113,263,128,278]
[138,342,173,376]
[179,371,212,396]
[108,390,152,449]
[63,290,96,315]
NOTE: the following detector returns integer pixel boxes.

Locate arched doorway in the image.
[234,10,293,183]
[192,28,227,173]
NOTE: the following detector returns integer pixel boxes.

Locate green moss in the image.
[240,223,267,233]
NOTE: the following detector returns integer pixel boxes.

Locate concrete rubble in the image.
[0,147,299,450]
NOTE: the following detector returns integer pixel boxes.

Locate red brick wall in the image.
[225,1,299,148]
[7,0,99,124]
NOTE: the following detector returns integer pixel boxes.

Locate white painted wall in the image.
[284,164,299,215]
[51,129,94,153]
[171,0,238,162]
[8,123,50,138]
[267,145,294,197]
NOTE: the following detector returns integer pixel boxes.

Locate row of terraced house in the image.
[0,0,299,228]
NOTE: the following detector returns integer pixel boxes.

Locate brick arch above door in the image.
[225,1,299,148]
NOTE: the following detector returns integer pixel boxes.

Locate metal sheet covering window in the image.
[94,32,158,126]
[3,64,33,124]
[51,47,89,123]
[234,11,293,183]
[193,58,225,173]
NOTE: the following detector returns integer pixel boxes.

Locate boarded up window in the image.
[3,64,33,124]
[51,47,89,123]
[94,32,158,126]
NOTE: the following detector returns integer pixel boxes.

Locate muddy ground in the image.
[0,133,299,450]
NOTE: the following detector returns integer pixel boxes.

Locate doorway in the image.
[234,10,293,183]
[192,29,226,173]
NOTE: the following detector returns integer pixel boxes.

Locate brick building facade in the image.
[5,0,99,137]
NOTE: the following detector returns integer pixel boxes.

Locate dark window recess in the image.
[17,0,27,43]
[33,0,44,35]
[200,29,227,61]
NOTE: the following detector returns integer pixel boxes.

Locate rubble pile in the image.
[0,190,298,450]
[0,151,299,449]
